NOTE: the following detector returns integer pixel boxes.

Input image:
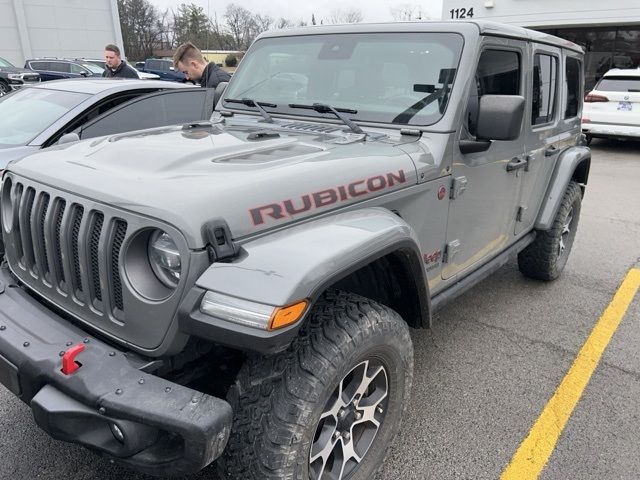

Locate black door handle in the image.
[545,145,559,157]
[507,156,528,172]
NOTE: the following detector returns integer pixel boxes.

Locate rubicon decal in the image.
[250,170,407,225]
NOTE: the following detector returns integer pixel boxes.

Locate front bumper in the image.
[0,264,232,476]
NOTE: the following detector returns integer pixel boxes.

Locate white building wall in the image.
[441,0,640,28]
[0,0,123,67]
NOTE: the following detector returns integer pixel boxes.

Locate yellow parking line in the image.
[501,268,640,480]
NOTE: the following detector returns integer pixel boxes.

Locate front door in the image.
[443,40,528,280]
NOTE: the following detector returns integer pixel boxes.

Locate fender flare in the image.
[195,207,431,326]
[535,146,590,231]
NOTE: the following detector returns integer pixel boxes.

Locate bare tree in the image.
[275,17,293,29]
[118,0,165,60]
[390,4,428,21]
[329,8,363,24]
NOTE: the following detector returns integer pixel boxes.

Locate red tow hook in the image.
[61,344,85,375]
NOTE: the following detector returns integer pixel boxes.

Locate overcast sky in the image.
[148,0,445,24]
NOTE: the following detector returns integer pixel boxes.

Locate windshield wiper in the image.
[288,103,363,134]
[225,98,276,123]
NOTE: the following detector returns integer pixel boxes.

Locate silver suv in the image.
[0,21,589,479]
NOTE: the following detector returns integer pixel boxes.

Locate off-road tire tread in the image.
[217,289,413,480]
[518,180,582,281]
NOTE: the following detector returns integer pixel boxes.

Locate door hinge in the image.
[516,205,527,222]
[443,239,461,264]
[450,176,467,199]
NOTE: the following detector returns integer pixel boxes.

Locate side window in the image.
[531,54,558,125]
[80,91,207,140]
[50,62,71,73]
[30,62,47,70]
[467,49,521,136]
[565,57,581,118]
[146,60,158,70]
[70,63,87,75]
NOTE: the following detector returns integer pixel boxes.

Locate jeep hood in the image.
[8,124,422,248]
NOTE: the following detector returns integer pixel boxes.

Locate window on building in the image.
[565,57,581,118]
[532,54,558,125]
[467,49,521,135]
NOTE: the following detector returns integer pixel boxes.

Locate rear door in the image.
[77,89,215,140]
[516,44,566,235]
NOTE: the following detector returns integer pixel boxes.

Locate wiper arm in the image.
[289,103,363,134]
[225,98,276,123]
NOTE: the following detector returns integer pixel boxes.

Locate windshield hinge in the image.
[202,219,238,262]
[400,128,422,137]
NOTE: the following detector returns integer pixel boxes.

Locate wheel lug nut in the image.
[376,405,384,414]
[333,431,341,440]
[355,412,362,420]
[342,432,351,441]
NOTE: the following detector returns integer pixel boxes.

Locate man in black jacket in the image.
[103,44,139,79]
[173,42,231,88]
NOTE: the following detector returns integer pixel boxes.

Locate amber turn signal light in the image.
[269,300,308,330]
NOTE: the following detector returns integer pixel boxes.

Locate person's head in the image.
[104,44,122,69]
[173,42,207,82]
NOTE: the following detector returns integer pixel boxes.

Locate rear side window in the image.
[532,54,558,125]
[596,76,640,92]
[30,61,50,70]
[565,57,581,118]
[467,49,521,135]
[146,60,159,70]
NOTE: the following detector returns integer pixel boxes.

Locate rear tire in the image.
[518,180,582,281]
[218,290,414,480]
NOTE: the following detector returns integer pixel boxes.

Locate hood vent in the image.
[281,122,342,134]
[215,143,323,164]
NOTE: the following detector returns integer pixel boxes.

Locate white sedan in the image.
[582,68,640,144]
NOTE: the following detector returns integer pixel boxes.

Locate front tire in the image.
[518,180,582,281]
[0,81,10,97]
[218,290,414,480]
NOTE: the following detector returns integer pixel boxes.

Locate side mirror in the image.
[79,71,88,77]
[169,66,175,71]
[58,132,80,145]
[214,81,229,109]
[477,95,525,141]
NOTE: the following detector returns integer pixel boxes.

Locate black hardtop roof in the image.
[258,20,583,54]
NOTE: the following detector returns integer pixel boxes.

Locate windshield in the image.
[0,88,90,148]
[224,33,464,126]
[0,57,15,68]
[82,63,105,74]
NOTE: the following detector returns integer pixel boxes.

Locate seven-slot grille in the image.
[4,181,128,320]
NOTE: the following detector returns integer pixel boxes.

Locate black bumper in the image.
[0,265,232,476]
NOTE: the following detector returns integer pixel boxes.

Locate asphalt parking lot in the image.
[0,139,638,480]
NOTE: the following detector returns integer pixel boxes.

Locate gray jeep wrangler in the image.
[0,21,589,479]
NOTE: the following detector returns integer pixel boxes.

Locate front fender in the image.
[182,208,429,354]
[197,207,427,306]
[535,146,590,231]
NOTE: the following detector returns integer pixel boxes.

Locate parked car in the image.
[139,58,186,82]
[81,58,161,80]
[0,21,590,480]
[24,58,104,81]
[583,68,640,144]
[0,78,214,169]
[0,56,40,96]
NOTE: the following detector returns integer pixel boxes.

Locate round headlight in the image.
[148,230,181,288]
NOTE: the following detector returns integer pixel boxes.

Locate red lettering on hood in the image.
[249,170,407,226]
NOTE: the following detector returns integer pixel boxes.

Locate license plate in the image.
[0,353,21,395]
[617,101,632,111]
